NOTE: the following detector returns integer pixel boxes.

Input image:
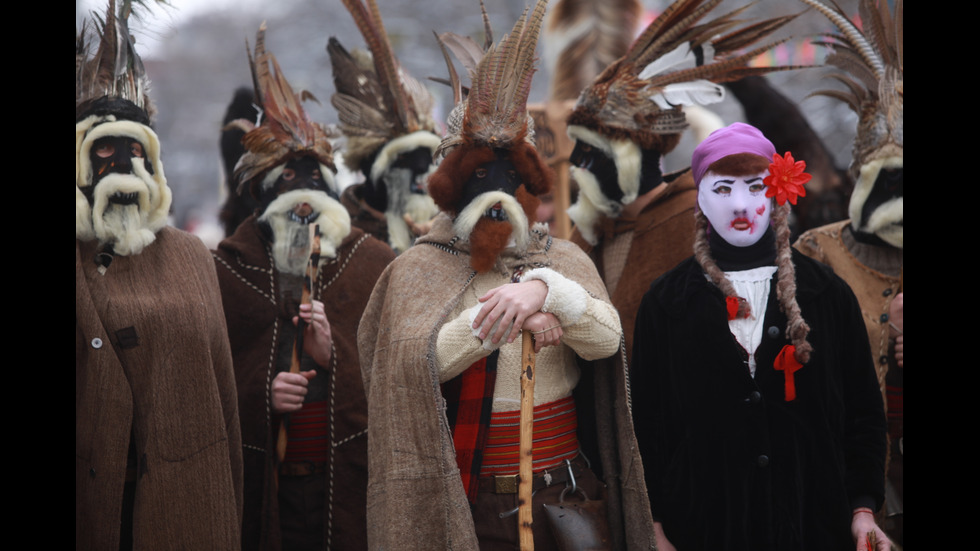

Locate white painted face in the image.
[698,170,772,247]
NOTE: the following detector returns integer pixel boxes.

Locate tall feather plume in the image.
[430,0,495,105]
[233,22,336,195]
[329,0,437,171]
[76,0,154,119]
[543,0,642,102]
[801,0,902,170]
[567,0,804,151]
[461,0,549,149]
[800,0,883,77]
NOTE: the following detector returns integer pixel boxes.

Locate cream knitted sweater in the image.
[436,266,622,411]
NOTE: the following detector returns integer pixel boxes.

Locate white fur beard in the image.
[85,173,160,256]
[454,191,531,252]
[259,189,352,275]
[862,197,903,248]
[567,166,622,245]
[382,167,439,253]
[849,156,903,248]
[564,126,643,245]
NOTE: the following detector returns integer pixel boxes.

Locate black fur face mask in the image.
[85,136,154,205]
[570,140,621,203]
[458,155,522,218]
[257,156,336,210]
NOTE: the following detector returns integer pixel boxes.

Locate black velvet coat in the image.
[631,250,886,551]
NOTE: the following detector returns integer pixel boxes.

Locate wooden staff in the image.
[519,329,536,550]
[276,224,322,463]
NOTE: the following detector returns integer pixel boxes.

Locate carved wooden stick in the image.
[519,329,536,550]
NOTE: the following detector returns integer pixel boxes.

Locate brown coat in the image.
[570,169,697,363]
[213,217,394,551]
[357,215,655,550]
[794,220,903,394]
[341,183,389,246]
[76,227,244,550]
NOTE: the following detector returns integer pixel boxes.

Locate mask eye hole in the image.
[130,142,145,158]
[95,143,115,158]
[475,168,488,179]
[713,185,731,196]
[282,168,296,181]
[749,183,764,193]
[880,168,902,193]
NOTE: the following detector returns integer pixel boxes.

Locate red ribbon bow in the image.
[725,296,740,321]
[773,345,803,401]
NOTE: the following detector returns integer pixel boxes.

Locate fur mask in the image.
[258,188,352,275]
[76,116,171,256]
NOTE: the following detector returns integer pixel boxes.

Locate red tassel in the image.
[726,296,740,320]
[773,345,803,401]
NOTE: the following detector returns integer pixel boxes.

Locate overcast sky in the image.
[77,0,262,58]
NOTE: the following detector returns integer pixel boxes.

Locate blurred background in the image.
[76,0,861,246]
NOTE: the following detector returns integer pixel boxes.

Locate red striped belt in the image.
[479,395,579,476]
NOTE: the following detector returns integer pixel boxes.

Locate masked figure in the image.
[565,0,801,362]
[76,2,243,549]
[792,0,903,545]
[218,87,261,237]
[329,0,441,254]
[631,123,889,550]
[212,24,394,551]
[358,1,655,548]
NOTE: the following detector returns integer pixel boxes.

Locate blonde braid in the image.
[771,203,812,364]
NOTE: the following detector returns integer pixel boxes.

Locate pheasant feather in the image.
[568,0,803,150]
[543,0,641,101]
[801,0,902,175]
[233,22,336,194]
[438,0,549,152]
[76,0,155,119]
[329,0,438,171]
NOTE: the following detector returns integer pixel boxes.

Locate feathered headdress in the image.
[76,0,153,123]
[328,0,439,174]
[542,0,643,102]
[434,0,549,157]
[567,0,801,153]
[76,0,171,250]
[802,0,902,176]
[427,0,554,213]
[230,22,337,198]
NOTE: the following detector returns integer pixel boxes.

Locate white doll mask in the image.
[698,170,772,248]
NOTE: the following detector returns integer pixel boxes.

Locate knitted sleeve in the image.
[434,304,496,383]
[521,267,621,361]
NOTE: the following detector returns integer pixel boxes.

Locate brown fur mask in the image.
[428,142,552,216]
[432,141,549,273]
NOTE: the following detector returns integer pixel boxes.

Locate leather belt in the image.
[279,461,328,477]
[477,456,588,494]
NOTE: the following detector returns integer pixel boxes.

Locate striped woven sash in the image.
[282,400,329,463]
[480,395,579,476]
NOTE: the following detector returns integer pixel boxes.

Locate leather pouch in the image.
[542,487,611,551]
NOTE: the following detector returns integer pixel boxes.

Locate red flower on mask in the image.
[763,152,810,205]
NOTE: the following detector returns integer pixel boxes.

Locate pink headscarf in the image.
[691,122,775,185]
